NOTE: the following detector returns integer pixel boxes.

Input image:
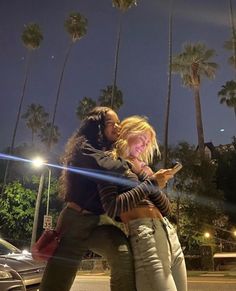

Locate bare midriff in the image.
[120,206,163,223]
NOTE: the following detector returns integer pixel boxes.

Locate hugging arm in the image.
[148,191,171,217]
[98,178,160,218]
[136,170,171,216]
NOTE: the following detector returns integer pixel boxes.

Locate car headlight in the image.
[0,269,13,279]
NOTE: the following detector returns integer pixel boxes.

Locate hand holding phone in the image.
[171,162,183,175]
[152,168,174,189]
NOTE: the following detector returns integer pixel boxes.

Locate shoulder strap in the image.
[54,207,67,233]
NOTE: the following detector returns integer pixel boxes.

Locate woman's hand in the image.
[142,165,154,176]
[151,169,174,189]
[129,158,143,174]
[131,160,154,177]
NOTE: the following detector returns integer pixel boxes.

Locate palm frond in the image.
[218,80,236,108]
[173,42,217,84]
[21,23,43,50]
[112,0,137,12]
[64,12,88,42]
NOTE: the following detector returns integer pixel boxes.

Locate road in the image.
[188,276,236,291]
[70,275,236,291]
[71,275,110,291]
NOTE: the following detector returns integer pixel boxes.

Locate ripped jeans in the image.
[128,217,187,291]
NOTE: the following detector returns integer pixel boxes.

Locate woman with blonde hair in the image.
[98,115,187,291]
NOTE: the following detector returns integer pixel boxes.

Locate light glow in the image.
[204,232,210,238]
[32,157,45,168]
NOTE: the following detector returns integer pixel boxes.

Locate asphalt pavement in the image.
[70,271,236,291]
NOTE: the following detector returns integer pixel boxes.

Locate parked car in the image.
[0,237,45,291]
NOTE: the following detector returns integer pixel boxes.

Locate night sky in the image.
[0,0,235,158]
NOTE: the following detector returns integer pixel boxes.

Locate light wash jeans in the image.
[39,207,136,291]
[128,217,187,291]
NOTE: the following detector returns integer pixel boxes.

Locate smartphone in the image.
[171,162,183,175]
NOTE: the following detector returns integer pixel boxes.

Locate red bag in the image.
[31,230,61,261]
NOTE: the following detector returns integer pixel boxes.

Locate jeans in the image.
[128,217,187,291]
[39,207,136,291]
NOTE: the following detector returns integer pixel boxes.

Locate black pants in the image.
[39,208,136,291]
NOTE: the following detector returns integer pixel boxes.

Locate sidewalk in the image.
[71,273,110,291]
[187,270,236,278]
[71,271,236,291]
[78,270,236,278]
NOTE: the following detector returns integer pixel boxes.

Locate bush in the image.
[185,255,201,270]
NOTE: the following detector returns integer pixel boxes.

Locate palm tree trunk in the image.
[193,85,205,155]
[163,0,173,168]
[1,52,32,194]
[229,0,236,72]
[32,42,73,246]
[111,12,123,109]
[30,42,73,246]
[48,41,73,150]
[32,130,34,146]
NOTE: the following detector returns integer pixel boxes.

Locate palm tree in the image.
[48,12,87,150]
[2,23,43,191]
[172,43,218,155]
[38,122,60,149]
[218,80,236,119]
[110,0,137,108]
[163,0,173,168]
[22,103,49,145]
[98,85,123,112]
[224,0,236,70]
[76,97,97,120]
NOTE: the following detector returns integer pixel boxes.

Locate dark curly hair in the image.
[78,106,112,149]
[59,106,114,200]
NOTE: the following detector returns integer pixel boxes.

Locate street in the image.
[71,275,110,291]
[188,276,236,291]
[70,275,236,291]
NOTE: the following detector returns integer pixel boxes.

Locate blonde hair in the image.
[114,115,160,164]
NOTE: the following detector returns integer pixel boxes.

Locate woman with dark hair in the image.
[39,107,167,291]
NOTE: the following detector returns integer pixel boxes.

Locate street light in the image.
[31,157,52,248]
[204,232,210,239]
[32,157,45,168]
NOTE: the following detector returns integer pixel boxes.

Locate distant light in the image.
[51,55,54,59]
[204,232,210,238]
[32,157,45,168]
[220,128,225,132]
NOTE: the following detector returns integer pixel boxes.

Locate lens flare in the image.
[0,153,138,188]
